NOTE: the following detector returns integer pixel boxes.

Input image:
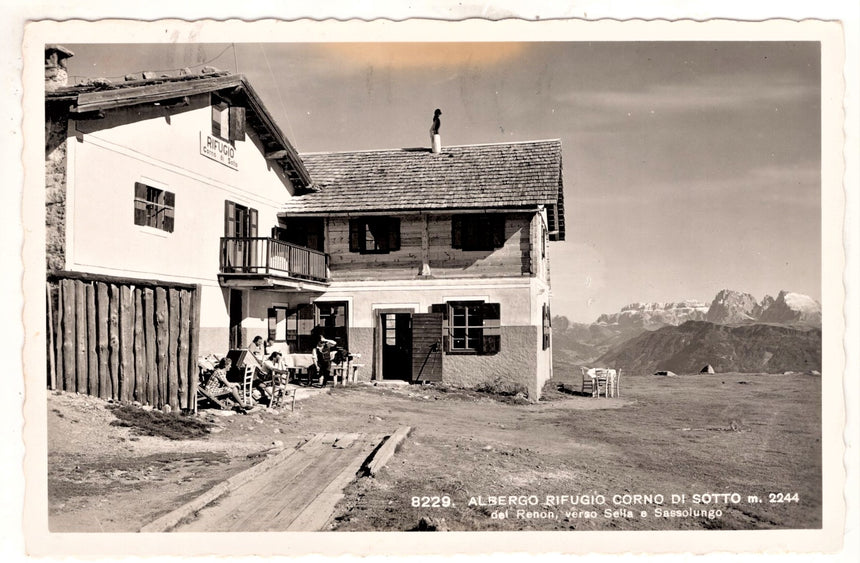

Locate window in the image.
[224,201,258,238]
[211,98,246,142]
[349,217,400,254]
[452,214,505,251]
[432,301,501,355]
[274,217,325,252]
[134,182,175,232]
[267,301,349,353]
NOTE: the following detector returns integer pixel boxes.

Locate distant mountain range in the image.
[552,289,822,374]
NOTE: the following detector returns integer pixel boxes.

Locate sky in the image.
[63,41,822,323]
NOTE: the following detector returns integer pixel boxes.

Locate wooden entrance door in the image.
[380,313,412,380]
[411,313,443,382]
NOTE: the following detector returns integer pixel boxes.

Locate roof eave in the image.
[46,73,313,190]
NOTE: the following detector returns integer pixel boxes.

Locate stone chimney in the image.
[45,44,74,92]
[430,108,442,153]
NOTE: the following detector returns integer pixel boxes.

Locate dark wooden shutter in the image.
[224,201,237,237]
[248,208,258,237]
[349,219,361,252]
[267,308,277,342]
[451,216,463,249]
[479,302,501,355]
[492,216,505,248]
[411,313,443,382]
[430,303,449,352]
[163,191,175,233]
[211,104,222,138]
[134,182,147,226]
[228,107,245,141]
[389,217,401,251]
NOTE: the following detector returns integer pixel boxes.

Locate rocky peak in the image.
[759,290,822,324]
[705,289,759,324]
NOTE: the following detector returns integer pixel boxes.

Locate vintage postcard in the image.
[19,17,849,557]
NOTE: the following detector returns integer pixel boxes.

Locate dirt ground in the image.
[47,371,821,532]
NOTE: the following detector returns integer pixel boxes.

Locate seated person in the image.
[203,358,249,412]
[261,351,291,384]
[248,335,265,363]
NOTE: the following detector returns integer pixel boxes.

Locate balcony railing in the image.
[220,237,329,283]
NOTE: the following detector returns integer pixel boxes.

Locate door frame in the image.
[373,307,416,381]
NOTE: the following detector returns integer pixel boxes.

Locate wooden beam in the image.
[187,285,202,411]
[363,427,412,477]
[133,288,146,403]
[265,150,289,160]
[75,280,87,394]
[96,282,110,399]
[47,270,197,291]
[61,279,75,391]
[46,284,57,390]
[108,284,120,401]
[119,285,134,402]
[84,286,96,394]
[52,282,64,391]
[143,288,157,406]
[73,73,238,113]
[178,290,191,411]
[167,288,180,410]
[155,287,169,408]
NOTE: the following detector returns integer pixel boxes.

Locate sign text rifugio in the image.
[200,132,238,170]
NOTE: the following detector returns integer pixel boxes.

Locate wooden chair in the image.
[268,374,296,411]
[242,365,255,406]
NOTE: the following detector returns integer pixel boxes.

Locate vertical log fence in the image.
[46,272,200,410]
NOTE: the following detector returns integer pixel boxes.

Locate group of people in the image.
[200,328,340,412]
[247,329,337,388]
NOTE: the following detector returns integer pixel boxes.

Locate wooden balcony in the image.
[218,237,330,291]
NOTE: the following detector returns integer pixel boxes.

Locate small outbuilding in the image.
[700,364,716,374]
[654,371,677,377]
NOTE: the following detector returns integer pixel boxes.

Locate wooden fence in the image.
[46,273,200,410]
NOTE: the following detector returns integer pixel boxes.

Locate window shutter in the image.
[349,219,361,252]
[430,303,449,352]
[389,218,401,251]
[211,104,222,138]
[492,216,506,248]
[134,182,148,199]
[224,201,237,237]
[134,202,146,226]
[163,208,175,233]
[479,302,501,356]
[248,208,258,237]
[228,107,246,141]
[267,308,277,342]
[451,216,463,249]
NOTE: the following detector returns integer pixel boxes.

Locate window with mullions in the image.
[134,182,175,233]
[349,217,400,254]
[433,301,501,355]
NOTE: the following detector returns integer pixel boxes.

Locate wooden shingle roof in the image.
[284,139,564,223]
